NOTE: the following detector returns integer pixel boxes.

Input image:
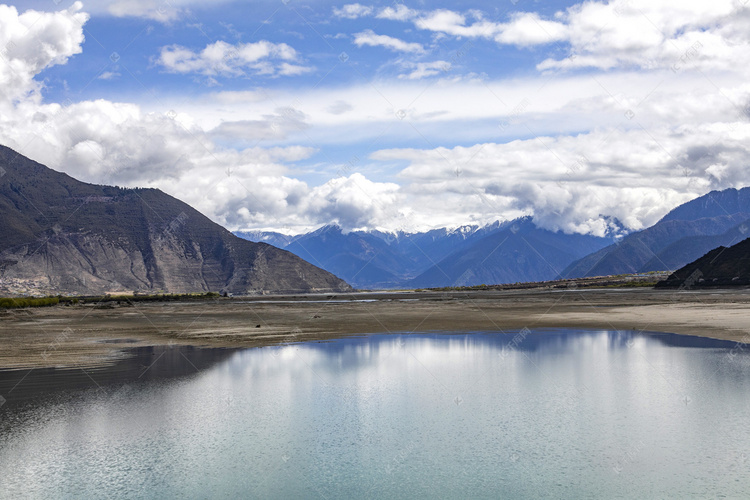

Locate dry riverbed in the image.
[2,287,750,370]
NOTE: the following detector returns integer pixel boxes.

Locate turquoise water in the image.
[2,330,750,499]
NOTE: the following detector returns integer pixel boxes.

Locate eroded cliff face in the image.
[0,146,351,296]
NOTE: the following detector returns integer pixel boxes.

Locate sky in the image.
[1,0,750,235]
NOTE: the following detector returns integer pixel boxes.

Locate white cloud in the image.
[394,0,750,75]
[532,0,750,72]
[415,9,498,39]
[308,173,401,230]
[104,0,231,22]
[377,4,418,21]
[399,61,451,80]
[107,0,183,22]
[0,2,88,102]
[156,40,310,77]
[411,8,566,46]
[371,119,750,234]
[353,30,425,53]
[494,13,568,46]
[277,62,314,76]
[97,71,120,80]
[333,3,373,19]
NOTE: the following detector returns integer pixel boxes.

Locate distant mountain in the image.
[235,222,511,288]
[659,188,750,223]
[0,145,351,296]
[656,237,750,288]
[563,188,750,278]
[283,225,405,289]
[408,217,612,288]
[234,218,614,289]
[233,230,295,248]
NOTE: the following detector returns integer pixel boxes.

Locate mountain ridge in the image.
[236,217,615,288]
[0,145,351,296]
[656,237,750,288]
[562,188,750,278]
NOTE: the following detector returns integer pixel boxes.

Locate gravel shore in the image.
[2,287,750,370]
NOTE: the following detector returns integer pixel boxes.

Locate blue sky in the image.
[2,0,750,234]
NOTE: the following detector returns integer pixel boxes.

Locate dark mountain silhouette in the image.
[563,188,750,278]
[656,237,750,288]
[0,145,351,295]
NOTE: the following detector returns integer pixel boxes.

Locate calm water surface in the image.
[2,330,750,499]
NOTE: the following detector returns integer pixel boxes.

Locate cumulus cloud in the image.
[372,0,750,76]
[353,30,425,53]
[377,4,418,21]
[0,2,88,102]
[308,173,401,230]
[333,3,373,19]
[536,0,750,71]
[157,40,310,77]
[409,8,568,46]
[373,119,750,234]
[2,93,404,232]
[494,13,568,46]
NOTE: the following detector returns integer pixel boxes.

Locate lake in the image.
[2,329,750,499]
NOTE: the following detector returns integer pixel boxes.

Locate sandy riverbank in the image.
[2,287,750,369]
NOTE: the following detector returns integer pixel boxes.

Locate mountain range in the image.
[236,218,618,288]
[4,143,749,295]
[0,146,351,296]
[238,222,508,288]
[236,187,750,290]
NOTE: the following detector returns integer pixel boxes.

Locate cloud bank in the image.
[1,1,750,237]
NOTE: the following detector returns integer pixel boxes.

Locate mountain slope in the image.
[659,187,750,223]
[0,145,351,295]
[563,188,750,278]
[640,219,750,272]
[408,218,612,288]
[656,237,750,288]
[283,225,404,288]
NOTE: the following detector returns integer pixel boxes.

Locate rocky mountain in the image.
[407,217,613,288]
[563,188,750,278]
[0,145,351,296]
[656,237,750,288]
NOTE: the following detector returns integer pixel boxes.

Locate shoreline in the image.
[2,287,750,370]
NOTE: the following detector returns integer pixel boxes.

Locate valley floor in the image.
[2,287,750,370]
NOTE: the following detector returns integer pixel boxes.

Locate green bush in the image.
[0,297,60,309]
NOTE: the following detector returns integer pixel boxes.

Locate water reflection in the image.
[1,330,750,499]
